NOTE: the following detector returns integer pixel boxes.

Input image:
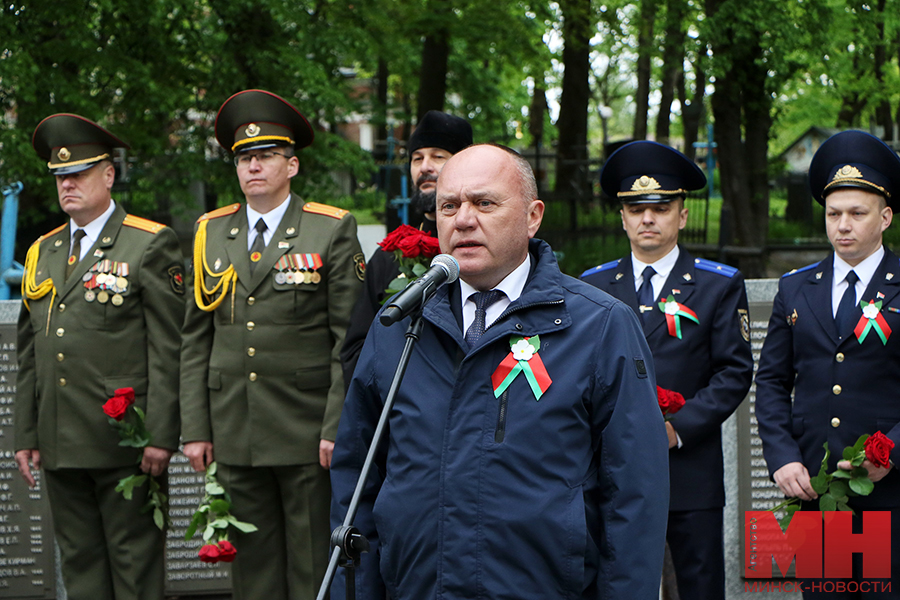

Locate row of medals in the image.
[274,269,321,285]
[83,270,128,305]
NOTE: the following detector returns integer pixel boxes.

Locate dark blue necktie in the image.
[465,290,504,346]
[835,270,860,336]
[637,266,656,323]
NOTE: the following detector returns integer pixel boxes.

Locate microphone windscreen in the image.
[430,254,460,284]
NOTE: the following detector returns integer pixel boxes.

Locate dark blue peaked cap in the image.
[600,140,706,203]
[808,130,900,206]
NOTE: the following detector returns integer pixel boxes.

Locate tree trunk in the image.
[375,58,389,161]
[529,85,548,145]
[555,0,593,228]
[632,0,657,140]
[416,0,451,121]
[656,0,686,147]
[874,0,893,140]
[680,42,706,162]
[707,0,769,277]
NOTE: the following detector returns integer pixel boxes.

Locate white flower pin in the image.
[511,339,535,361]
[863,303,880,320]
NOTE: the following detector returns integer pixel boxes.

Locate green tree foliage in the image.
[1,0,375,250]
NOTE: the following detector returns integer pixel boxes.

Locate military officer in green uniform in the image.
[180,89,365,599]
[15,114,185,600]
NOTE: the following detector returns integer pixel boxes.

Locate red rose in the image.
[198,543,221,563]
[217,540,237,562]
[378,224,420,252]
[397,231,440,259]
[102,387,136,421]
[865,431,895,469]
[657,386,685,417]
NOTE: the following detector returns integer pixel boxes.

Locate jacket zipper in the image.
[495,388,509,443]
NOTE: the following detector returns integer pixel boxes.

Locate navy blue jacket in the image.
[331,239,669,600]
[581,247,753,511]
[755,248,900,508]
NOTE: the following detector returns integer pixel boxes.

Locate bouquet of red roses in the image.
[378,224,441,302]
[102,388,168,530]
[657,386,685,421]
[772,431,895,528]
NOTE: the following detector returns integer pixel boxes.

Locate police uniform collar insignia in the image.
[887,273,895,280]
[54,239,63,247]
[816,272,823,279]
[286,227,296,235]
[230,227,240,236]
[631,176,661,192]
[58,147,71,162]
[102,236,112,244]
[615,273,623,280]
[683,273,691,281]
[245,123,261,137]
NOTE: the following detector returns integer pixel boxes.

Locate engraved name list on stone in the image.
[0,319,54,599]
[164,452,231,595]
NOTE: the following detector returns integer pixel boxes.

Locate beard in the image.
[410,187,436,214]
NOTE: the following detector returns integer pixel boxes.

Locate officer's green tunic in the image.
[16,203,185,600]
[180,194,363,599]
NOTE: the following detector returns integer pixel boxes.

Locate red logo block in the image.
[746,511,891,579]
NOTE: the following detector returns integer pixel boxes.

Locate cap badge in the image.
[245,123,261,137]
[631,176,661,192]
[834,165,863,180]
[58,147,71,162]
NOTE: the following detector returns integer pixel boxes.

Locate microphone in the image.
[380,254,460,326]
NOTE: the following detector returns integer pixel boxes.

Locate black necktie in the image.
[637,266,657,323]
[66,229,86,280]
[835,270,860,336]
[249,218,267,274]
[465,290,504,347]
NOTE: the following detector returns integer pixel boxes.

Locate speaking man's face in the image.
[436,146,543,291]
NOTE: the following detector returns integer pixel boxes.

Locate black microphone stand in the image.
[316,311,426,600]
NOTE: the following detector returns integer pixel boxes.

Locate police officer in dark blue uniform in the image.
[756,130,900,598]
[581,141,753,600]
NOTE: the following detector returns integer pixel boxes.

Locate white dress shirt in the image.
[461,254,532,334]
[832,246,884,318]
[69,200,116,260]
[246,194,291,250]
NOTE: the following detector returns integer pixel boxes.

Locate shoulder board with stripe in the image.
[198,203,241,222]
[781,263,818,278]
[580,259,621,279]
[694,258,738,278]
[303,202,349,220]
[123,214,166,234]
[36,223,67,245]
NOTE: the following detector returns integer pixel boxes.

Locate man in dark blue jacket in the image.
[756,130,900,597]
[331,144,669,599]
[581,141,753,600]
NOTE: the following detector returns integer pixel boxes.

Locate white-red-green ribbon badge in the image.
[491,335,552,401]
[854,299,892,345]
[658,295,699,339]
